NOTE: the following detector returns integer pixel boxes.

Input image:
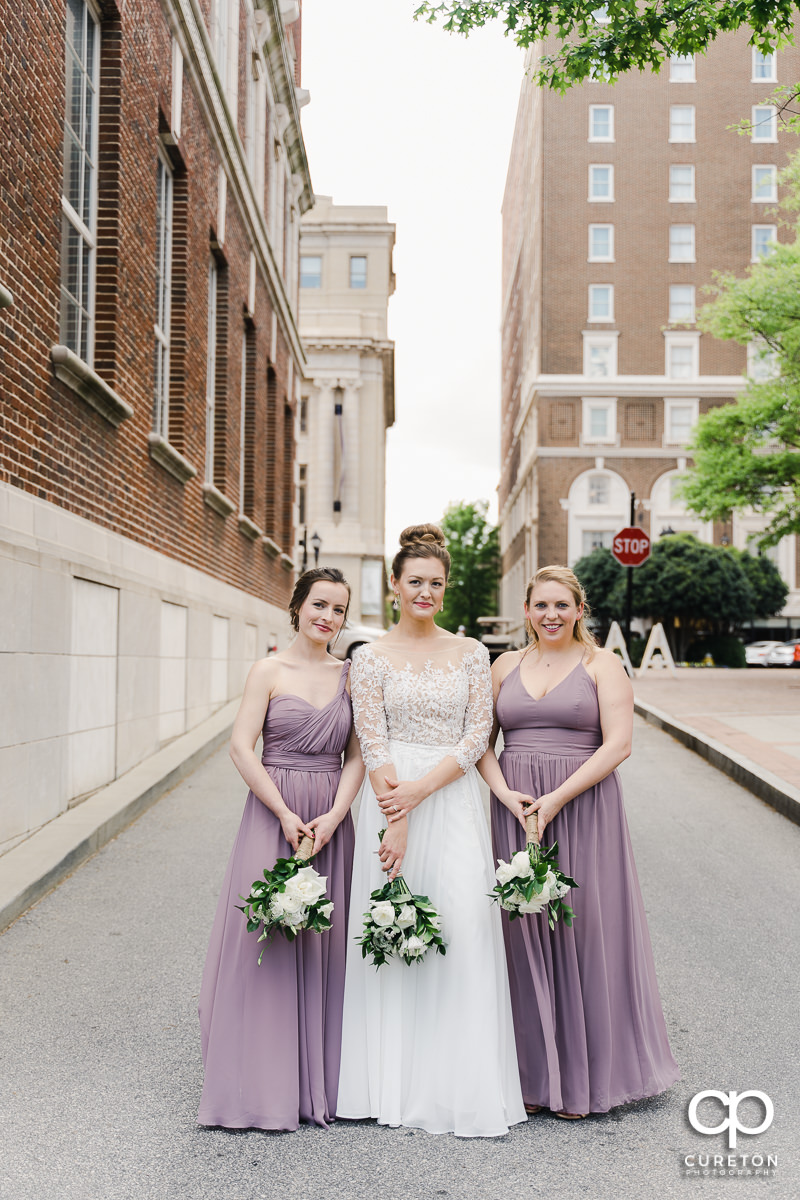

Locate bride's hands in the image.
[377,775,426,823]
[378,818,407,880]
[523,792,564,842]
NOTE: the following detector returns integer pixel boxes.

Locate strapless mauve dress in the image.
[198,661,355,1130]
[491,660,680,1114]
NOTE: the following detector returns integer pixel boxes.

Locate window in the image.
[752,224,777,260]
[205,258,217,483]
[664,398,698,444]
[589,105,614,141]
[588,284,614,322]
[582,398,617,444]
[588,474,610,505]
[298,463,307,525]
[669,164,695,202]
[153,153,173,437]
[584,337,617,378]
[350,255,367,288]
[582,530,614,555]
[299,255,322,288]
[299,396,308,434]
[670,54,695,82]
[665,334,699,379]
[60,0,100,363]
[669,224,695,262]
[669,284,695,323]
[752,105,777,142]
[747,340,779,382]
[752,49,776,82]
[752,165,777,202]
[589,164,614,201]
[588,224,614,261]
[669,105,695,141]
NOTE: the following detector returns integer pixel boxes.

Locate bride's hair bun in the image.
[399,523,446,550]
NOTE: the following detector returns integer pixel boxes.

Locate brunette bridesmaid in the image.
[479,565,679,1118]
[197,568,364,1130]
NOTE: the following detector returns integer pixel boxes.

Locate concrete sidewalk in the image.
[633,667,800,824]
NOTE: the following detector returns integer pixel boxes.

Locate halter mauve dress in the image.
[491,660,680,1114]
[198,661,355,1130]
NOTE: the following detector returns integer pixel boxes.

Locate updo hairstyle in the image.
[289,567,351,632]
[391,523,451,581]
[524,564,598,656]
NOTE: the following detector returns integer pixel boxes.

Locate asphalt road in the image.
[1,718,798,1200]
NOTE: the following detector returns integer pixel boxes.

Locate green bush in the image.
[685,635,746,668]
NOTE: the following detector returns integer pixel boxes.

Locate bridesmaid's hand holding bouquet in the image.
[491,816,577,931]
[238,835,333,963]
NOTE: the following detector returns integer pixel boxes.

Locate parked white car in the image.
[765,639,800,667]
[329,621,386,661]
[744,640,784,666]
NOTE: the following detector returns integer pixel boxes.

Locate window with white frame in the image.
[665,333,699,379]
[582,398,617,443]
[60,0,100,363]
[752,164,777,202]
[670,54,695,82]
[299,255,322,288]
[588,473,610,505]
[669,284,695,323]
[588,284,614,322]
[350,256,367,288]
[589,104,614,141]
[588,224,614,261]
[212,0,229,91]
[669,223,695,262]
[153,152,173,438]
[592,5,610,23]
[752,48,776,81]
[205,258,217,483]
[589,164,614,201]
[664,398,699,444]
[752,105,777,141]
[752,224,777,260]
[669,164,695,201]
[747,340,780,381]
[583,335,617,378]
[582,529,614,555]
[244,34,258,180]
[669,105,695,141]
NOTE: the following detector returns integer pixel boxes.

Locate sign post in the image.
[612,495,651,644]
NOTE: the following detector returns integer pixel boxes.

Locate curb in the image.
[0,700,239,934]
[634,698,800,827]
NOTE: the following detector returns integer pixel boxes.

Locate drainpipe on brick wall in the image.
[0,283,13,309]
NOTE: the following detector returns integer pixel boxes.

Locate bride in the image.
[336,525,525,1137]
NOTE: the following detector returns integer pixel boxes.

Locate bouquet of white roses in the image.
[357,834,446,968]
[490,815,577,930]
[237,835,333,963]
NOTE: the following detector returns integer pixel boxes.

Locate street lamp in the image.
[660,525,676,537]
[310,531,321,565]
[300,526,308,572]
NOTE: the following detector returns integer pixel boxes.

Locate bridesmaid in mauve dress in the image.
[479,565,679,1118]
[198,568,364,1131]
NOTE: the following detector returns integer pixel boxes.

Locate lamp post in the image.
[311,531,321,565]
[300,526,308,572]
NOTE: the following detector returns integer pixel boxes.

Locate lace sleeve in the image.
[453,643,493,772]
[350,647,393,773]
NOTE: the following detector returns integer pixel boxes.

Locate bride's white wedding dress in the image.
[337,641,525,1138]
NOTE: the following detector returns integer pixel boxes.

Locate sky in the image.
[299,0,524,551]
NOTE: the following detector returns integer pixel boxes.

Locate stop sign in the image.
[612,527,651,566]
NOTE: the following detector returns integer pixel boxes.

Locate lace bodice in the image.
[350,641,493,773]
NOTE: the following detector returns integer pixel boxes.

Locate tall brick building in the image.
[0,0,311,851]
[499,30,800,643]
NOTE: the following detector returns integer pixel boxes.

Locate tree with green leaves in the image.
[438,499,500,637]
[414,1,793,92]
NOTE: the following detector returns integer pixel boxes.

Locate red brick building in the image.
[0,0,312,851]
[499,29,800,643]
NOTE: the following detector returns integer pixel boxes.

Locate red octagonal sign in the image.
[612,527,651,566]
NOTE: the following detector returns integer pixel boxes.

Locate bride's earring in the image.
[392,593,399,611]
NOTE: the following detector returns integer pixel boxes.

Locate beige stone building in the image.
[500,31,800,644]
[297,197,396,625]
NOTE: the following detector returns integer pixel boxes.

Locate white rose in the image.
[318,901,334,918]
[518,894,549,915]
[401,935,426,958]
[510,850,533,879]
[282,907,307,927]
[289,866,328,903]
[371,901,397,928]
[396,904,416,929]
[495,860,516,886]
[269,894,286,919]
[278,890,303,915]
